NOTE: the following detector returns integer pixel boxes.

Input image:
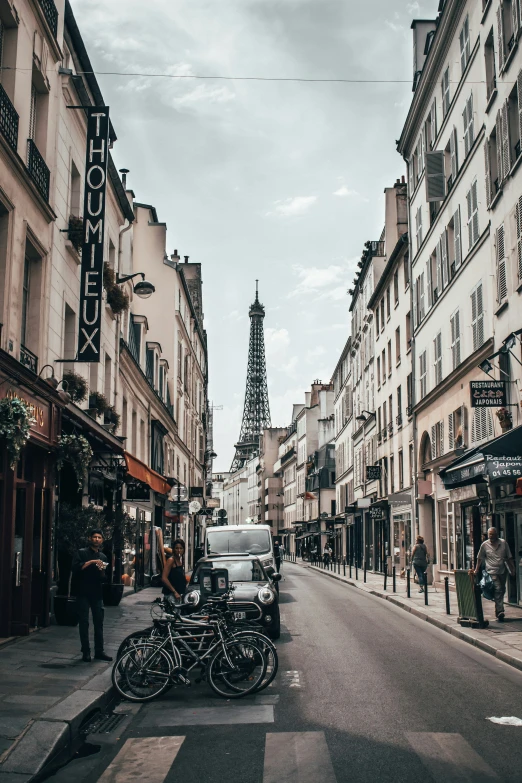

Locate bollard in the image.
[338,559,340,575]
[363,560,367,583]
[407,567,411,598]
[355,562,358,580]
[349,561,352,579]
[383,567,387,591]
[444,576,450,615]
[424,576,428,606]
[343,559,346,577]
[392,566,396,593]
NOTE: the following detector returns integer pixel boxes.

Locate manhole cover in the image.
[40,663,68,669]
[81,713,127,735]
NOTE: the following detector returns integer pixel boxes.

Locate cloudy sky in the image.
[72,0,435,471]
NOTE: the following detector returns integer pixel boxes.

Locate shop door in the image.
[30,488,51,628]
[11,482,35,635]
[505,512,522,606]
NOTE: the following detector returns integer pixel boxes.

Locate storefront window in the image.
[438,500,448,569]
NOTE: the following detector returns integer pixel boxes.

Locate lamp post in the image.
[116,272,155,299]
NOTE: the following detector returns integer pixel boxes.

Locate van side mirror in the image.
[271,572,282,582]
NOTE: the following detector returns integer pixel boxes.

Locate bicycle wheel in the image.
[112,644,174,702]
[207,639,267,699]
[117,627,161,660]
[231,630,278,692]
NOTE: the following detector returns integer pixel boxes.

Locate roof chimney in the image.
[119,168,129,189]
[184,255,189,263]
[171,249,180,263]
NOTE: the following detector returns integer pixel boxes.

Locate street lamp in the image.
[355,410,376,423]
[38,365,72,403]
[116,272,155,299]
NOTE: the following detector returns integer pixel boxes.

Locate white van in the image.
[204,524,275,573]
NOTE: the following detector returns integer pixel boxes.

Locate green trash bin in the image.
[454,569,489,628]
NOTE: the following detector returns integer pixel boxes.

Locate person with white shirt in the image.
[474,527,515,622]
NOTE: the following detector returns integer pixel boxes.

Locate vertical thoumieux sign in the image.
[77,107,110,361]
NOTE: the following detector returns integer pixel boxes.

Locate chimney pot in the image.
[184,255,189,263]
[401,175,405,183]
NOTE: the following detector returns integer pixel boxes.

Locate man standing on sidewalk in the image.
[474,527,515,622]
[72,529,113,662]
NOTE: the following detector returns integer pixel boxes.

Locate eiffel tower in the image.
[230,281,271,472]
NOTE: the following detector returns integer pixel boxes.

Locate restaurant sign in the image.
[366,465,382,481]
[485,455,522,481]
[470,380,506,407]
[77,107,110,362]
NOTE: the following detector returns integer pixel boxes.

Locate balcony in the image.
[39,0,58,38]
[20,345,38,374]
[388,422,393,437]
[0,84,19,152]
[396,413,402,427]
[27,139,50,202]
[377,431,382,445]
[280,447,295,466]
[406,405,413,417]
[382,428,387,442]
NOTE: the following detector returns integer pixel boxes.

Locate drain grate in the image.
[81,712,127,735]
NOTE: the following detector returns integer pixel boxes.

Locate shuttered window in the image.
[441,67,450,117]
[449,127,458,184]
[430,421,444,459]
[496,224,507,303]
[441,228,449,289]
[418,271,425,322]
[471,408,494,444]
[466,180,479,249]
[459,15,471,74]
[501,100,511,179]
[497,6,505,73]
[416,206,423,251]
[471,282,484,351]
[450,310,461,370]
[29,84,37,141]
[434,332,443,385]
[516,194,522,281]
[496,109,504,185]
[419,351,427,399]
[425,151,446,202]
[517,70,522,160]
[484,139,492,208]
[513,0,521,39]
[463,93,474,157]
[454,206,462,270]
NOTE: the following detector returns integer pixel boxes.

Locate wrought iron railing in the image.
[388,422,393,436]
[20,345,38,373]
[396,414,402,427]
[406,405,413,417]
[0,84,19,152]
[382,428,387,442]
[281,447,295,465]
[39,0,58,37]
[27,139,50,202]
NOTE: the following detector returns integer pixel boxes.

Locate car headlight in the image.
[184,590,200,605]
[258,587,275,605]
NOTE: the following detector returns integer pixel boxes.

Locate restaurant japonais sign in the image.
[77,108,110,362]
[470,380,506,407]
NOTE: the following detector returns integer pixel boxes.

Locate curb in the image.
[305,564,522,674]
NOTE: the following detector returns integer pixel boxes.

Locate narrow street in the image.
[45,564,522,783]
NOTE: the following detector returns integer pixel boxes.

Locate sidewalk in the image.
[0,588,159,782]
[293,560,522,672]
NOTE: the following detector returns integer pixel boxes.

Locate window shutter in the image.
[454,206,462,269]
[425,151,446,202]
[431,98,437,144]
[496,224,507,302]
[484,140,492,209]
[471,180,479,245]
[426,259,432,310]
[496,109,504,184]
[502,100,511,178]
[513,0,520,39]
[461,404,468,445]
[442,69,450,117]
[431,425,437,460]
[434,332,442,385]
[450,309,461,369]
[439,420,444,457]
[29,85,36,142]
[497,6,505,73]
[413,278,418,326]
[515,196,522,280]
[468,93,474,149]
[471,283,484,351]
[463,101,469,157]
[448,412,455,450]
[436,238,442,295]
[459,26,466,73]
[419,271,425,320]
[466,186,473,249]
[441,229,449,288]
[450,127,458,181]
[517,70,522,159]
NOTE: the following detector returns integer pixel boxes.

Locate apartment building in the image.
[333,338,353,558]
[258,427,286,535]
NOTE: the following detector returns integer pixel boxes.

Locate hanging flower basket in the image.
[496,407,513,431]
[0,397,36,469]
[63,371,88,404]
[57,433,93,490]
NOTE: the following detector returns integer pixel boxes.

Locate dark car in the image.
[183,554,281,639]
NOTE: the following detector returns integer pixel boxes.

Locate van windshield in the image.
[206,529,271,556]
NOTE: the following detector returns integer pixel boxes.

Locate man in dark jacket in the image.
[72,529,112,662]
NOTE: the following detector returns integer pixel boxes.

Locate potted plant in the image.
[104,262,129,315]
[57,433,93,490]
[496,407,513,432]
[54,503,111,625]
[68,215,84,253]
[88,391,108,418]
[62,371,88,404]
[0,396,36,469]
[104,404,120,433]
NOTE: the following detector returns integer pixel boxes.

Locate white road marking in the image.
[263,732,337,783]
[140,705,274,726]
[97,736,185,782]
[487,716,522,726]
[406,732,498,781]
[274,670,301,688]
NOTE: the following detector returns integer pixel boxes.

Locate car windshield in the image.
[206,529,271,556]
[192,560,266,583]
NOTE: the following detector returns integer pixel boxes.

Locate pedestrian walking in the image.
[161,539,187,602]
[323,544,331,567]
[411,535,429,593]
[72,529,112,663]
[274,539,282,572]
[474,527,515,622]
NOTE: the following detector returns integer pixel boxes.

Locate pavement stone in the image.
[0,587,159,779]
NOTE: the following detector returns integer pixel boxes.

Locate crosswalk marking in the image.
[97,736,184,783]
[140,704,274,727]
[270,670,301,688]
[406,733,498,782]
[263,732,337,783]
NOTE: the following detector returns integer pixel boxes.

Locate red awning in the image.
[124,452,171,496]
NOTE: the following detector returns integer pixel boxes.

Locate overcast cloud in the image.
[72,0,435,471]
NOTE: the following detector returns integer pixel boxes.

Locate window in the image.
[466,180,479,248]
[397,385,402,425]
[448,406,467,450]
[104,353,111,401]
[449,207,462,272]
[386,287,391,319]
[20,237,42,360]
[446,127,458,188]
[463,93,474,157]
[404,251,410,288]
[406,311,411,349]
[395,327,401,364]
[70,160,81,218]
[409,443,414,485]
[471,282,484,351]
[407,373,413,413]
[419,351,427,399]
[507,80,521,166]
[177,342,183,379]
[471,408,493,444]
[497,0,515,73]
[459,15,471,75]
[431,420,444,459]
[63,304,76,361]
[425,98,437,150]
[390,455,395,494]
[415,271,425,326]
[485,122,501,208]
[122,398,127,437]
[21,255,30,347]
[398,449,404,490]
[393,270,399,305]
[415,206,423,251]
[516,195,522,281]
[376,305,380,334]
[484,28,496,101]
[388,395,393,429]
[450,309,461,369]
[387,340,392,376]
[496,224,507,303]
[380,299,385,330]
[377,355,381,387]
[441,66,450,117]
[434,332,442,385]
[381,349,386,384]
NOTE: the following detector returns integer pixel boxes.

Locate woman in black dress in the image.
[161,539,187,601]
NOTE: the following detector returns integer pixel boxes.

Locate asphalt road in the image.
[45,563,522,783]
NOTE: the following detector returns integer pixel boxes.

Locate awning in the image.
[124,452,171,496]
[440,425,522,489]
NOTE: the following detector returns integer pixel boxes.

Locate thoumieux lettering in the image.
[77,108,110,362]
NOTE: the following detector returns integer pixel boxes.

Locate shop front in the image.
[0,358,64,637]
[388,492,412,573]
